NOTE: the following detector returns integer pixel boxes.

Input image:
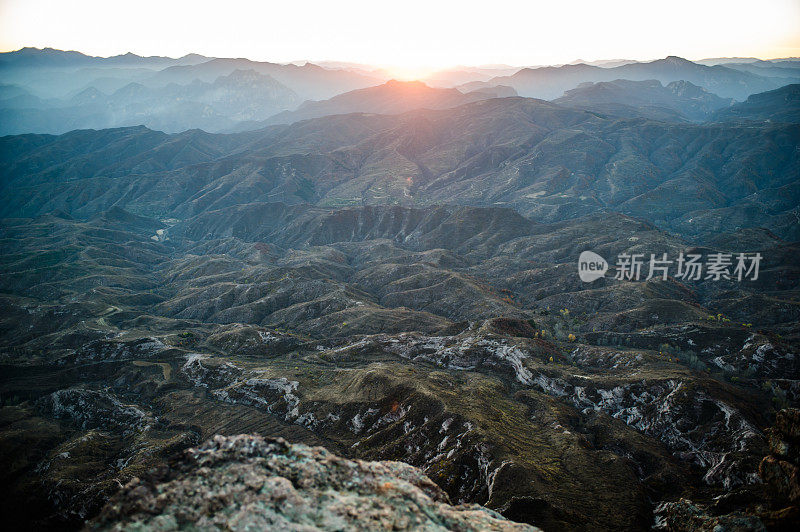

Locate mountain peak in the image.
[224,68,265,80]
[662,55,695,65]
[70,85,106,104]
[666,79,708,97]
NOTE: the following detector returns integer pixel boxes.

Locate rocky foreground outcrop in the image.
[89,434,539,531]
[654,408,800,530]
[759,408,800,522]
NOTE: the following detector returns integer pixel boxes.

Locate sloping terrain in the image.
[245,79,492,128]
[554,79,733,122]
[0,69,302,135]
[0,204,797,530]
[4,48,799,137]
[2,95,798,241]
[0,48,385,134]
[0,48,383,102]
[712,84,800,123]
[89,434,540,531]
[141,57,383,101]
[1,50,799,531]
[470,56,798,100]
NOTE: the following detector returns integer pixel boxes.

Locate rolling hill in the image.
[2,94,797,241]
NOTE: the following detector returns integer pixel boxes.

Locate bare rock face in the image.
[653,409,800,530]
[653,499,766,531]
[760,408,800,506]
[89,434,539,531]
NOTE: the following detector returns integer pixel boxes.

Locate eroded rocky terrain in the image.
[0,200,797,530]
[1,68,799,530]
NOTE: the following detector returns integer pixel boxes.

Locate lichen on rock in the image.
[90,434,540,531]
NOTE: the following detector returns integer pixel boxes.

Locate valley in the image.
[1,45,799,532]
[0,199,797,530]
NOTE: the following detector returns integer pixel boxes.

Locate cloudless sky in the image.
[1,0,799,77]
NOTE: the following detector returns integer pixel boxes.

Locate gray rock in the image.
[90,434,539,531]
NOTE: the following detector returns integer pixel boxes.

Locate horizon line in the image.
[2,46,799,71]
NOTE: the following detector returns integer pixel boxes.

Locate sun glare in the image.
[384,65,439,82]
[1,0,798,67]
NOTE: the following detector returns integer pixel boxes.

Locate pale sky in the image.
[1,0,799,75]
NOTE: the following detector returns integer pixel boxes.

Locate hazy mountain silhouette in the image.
[142,57,383,101]
[467,56,798,100]
[0,69,302,134]
[234,80,506,129]
[0,47,209,70]
[712,83,800,123]
[3,49,798,136]
[554,79,733,121]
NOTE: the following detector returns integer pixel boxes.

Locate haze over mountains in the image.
[2,48,800,135]
[463,56,800,100]
[1,46,800,531]
[235,79,516,129]
[553,79,733,122]
[3,94,798,241]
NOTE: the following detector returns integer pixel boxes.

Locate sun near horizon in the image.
[1,0,799,71]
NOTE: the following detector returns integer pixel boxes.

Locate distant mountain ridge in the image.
[711,83,800,123]
[0,69,302,134]
[0,47,385,102]
[554,79,733,121]
[467,56,800,100]
[142,57,383,101]
[234,80,509,129]
[2,93,797,241]
[1,48,798,136]
[0,46,210,70]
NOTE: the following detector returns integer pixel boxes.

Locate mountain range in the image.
[462,56,800,100]
[1,69,302,134]
[2,94,797,241]
[1,47,799,531]
[553,79,734,121]
[2,48,800,135]
[712,83,800,123]
[233,79,516,129]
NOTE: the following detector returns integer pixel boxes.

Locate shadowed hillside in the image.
[3,95,798,241]
[2,45,800,532]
